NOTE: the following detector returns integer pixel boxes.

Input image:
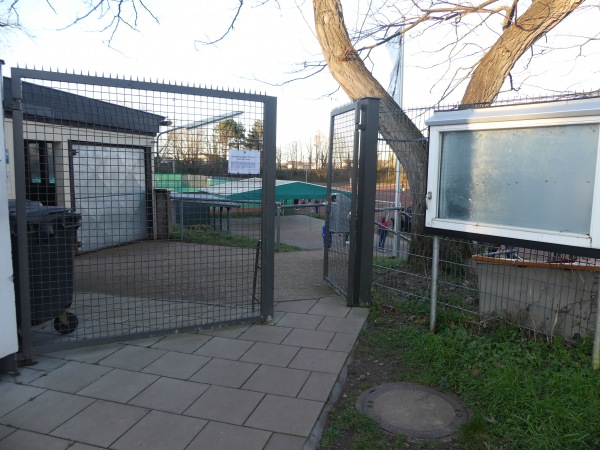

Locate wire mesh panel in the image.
[373,97,600,340]
[324,107,354,298]
[325,99,378,305]
[8,69,275,355]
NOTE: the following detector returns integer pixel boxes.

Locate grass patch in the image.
[372,256,408,269]
[170,225,302,252]
[320,296,600,449]
[319,403,406,450]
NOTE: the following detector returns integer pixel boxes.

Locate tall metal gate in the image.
[7,68,276,357]
[324,98,379,306]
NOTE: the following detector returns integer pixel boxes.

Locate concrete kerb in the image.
[302,316,369,450]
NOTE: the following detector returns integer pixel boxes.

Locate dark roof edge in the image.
[3,77,165,135]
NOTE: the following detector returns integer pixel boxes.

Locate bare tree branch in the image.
[194,0,244,47]
[55,0,159,45]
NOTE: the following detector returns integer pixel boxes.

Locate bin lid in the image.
[8,199,80,223]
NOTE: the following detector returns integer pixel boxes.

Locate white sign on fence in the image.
[228,149,261,175]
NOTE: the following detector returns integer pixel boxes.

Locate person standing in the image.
[378,217,389,251]
[322,224,332,248]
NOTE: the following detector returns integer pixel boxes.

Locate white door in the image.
[72,144,148,252]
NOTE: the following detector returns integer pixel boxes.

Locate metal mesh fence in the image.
[324,107,355,297]
[374,94,599,340]
[9,70,275,354]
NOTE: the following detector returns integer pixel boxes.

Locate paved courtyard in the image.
[0,215,368,450]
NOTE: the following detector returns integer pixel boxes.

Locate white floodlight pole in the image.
[389,34,405,258]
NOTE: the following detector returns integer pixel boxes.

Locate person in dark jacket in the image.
[378,217,389,250]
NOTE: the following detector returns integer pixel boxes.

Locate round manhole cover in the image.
[356,382,469,439]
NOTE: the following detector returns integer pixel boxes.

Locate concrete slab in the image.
[327,332,359,353]
[317,316,367,335]
[111,410,207,450]
[0,366,45,385]
[308,297,351,318]
[264,433,306,450]
[189,359,258,388]
[281,329,335,350]
[119,336,163,347]
[238,325,292,344]
[289,348,348,374]
[21,355,66,371]
[44,343,123,364]
[246,394,324,437]
[184,385,264,425]
[274,299,318,313]
[128,377,209,414]
[298,372,338,402]
[141,352,211,379]
[0,390,94,434]
[239,342,300,367]
[0,424,15,441]
[275,312,324,330]
[30,362,111,394]
[0,429,72,450]
[77,369,158,403]
[0,383,46,417]
[187,421,271,450]
[68,443,108,450]
[242,365,310,397]
[197,325,249,338]
[50,400,148,448]
[97,345,166,371]
[150,333,212,353]
[348,307,370,320]
[193,336,253,360]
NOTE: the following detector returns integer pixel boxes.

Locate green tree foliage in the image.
[214,119,246,155]
[245,120,263,150]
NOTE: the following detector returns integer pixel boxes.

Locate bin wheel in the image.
[54,312,78,335]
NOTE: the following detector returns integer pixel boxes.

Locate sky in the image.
[0,0,365,149]
[1,0,599,150]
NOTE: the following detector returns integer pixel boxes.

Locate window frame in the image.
[425,98,600,253]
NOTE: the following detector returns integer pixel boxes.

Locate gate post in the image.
[261,96,277,322]
[348,98,379,306]
[10,73,35,359]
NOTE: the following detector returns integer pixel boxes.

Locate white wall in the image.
[0,73,19,360]
[3,118,155,206]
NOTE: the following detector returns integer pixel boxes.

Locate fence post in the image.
[430,235,440,332]
[348,98,379,307]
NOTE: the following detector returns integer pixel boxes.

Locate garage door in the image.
[72,144,148,252]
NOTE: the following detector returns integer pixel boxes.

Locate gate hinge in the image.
[355,104,367,131]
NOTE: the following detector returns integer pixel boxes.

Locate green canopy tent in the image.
[201,178,349,203]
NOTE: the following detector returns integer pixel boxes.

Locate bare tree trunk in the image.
[463,0,585,104]
[313,0,428,256]
[313,0,584,263]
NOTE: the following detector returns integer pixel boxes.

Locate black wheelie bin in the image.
[9,200,82,335]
